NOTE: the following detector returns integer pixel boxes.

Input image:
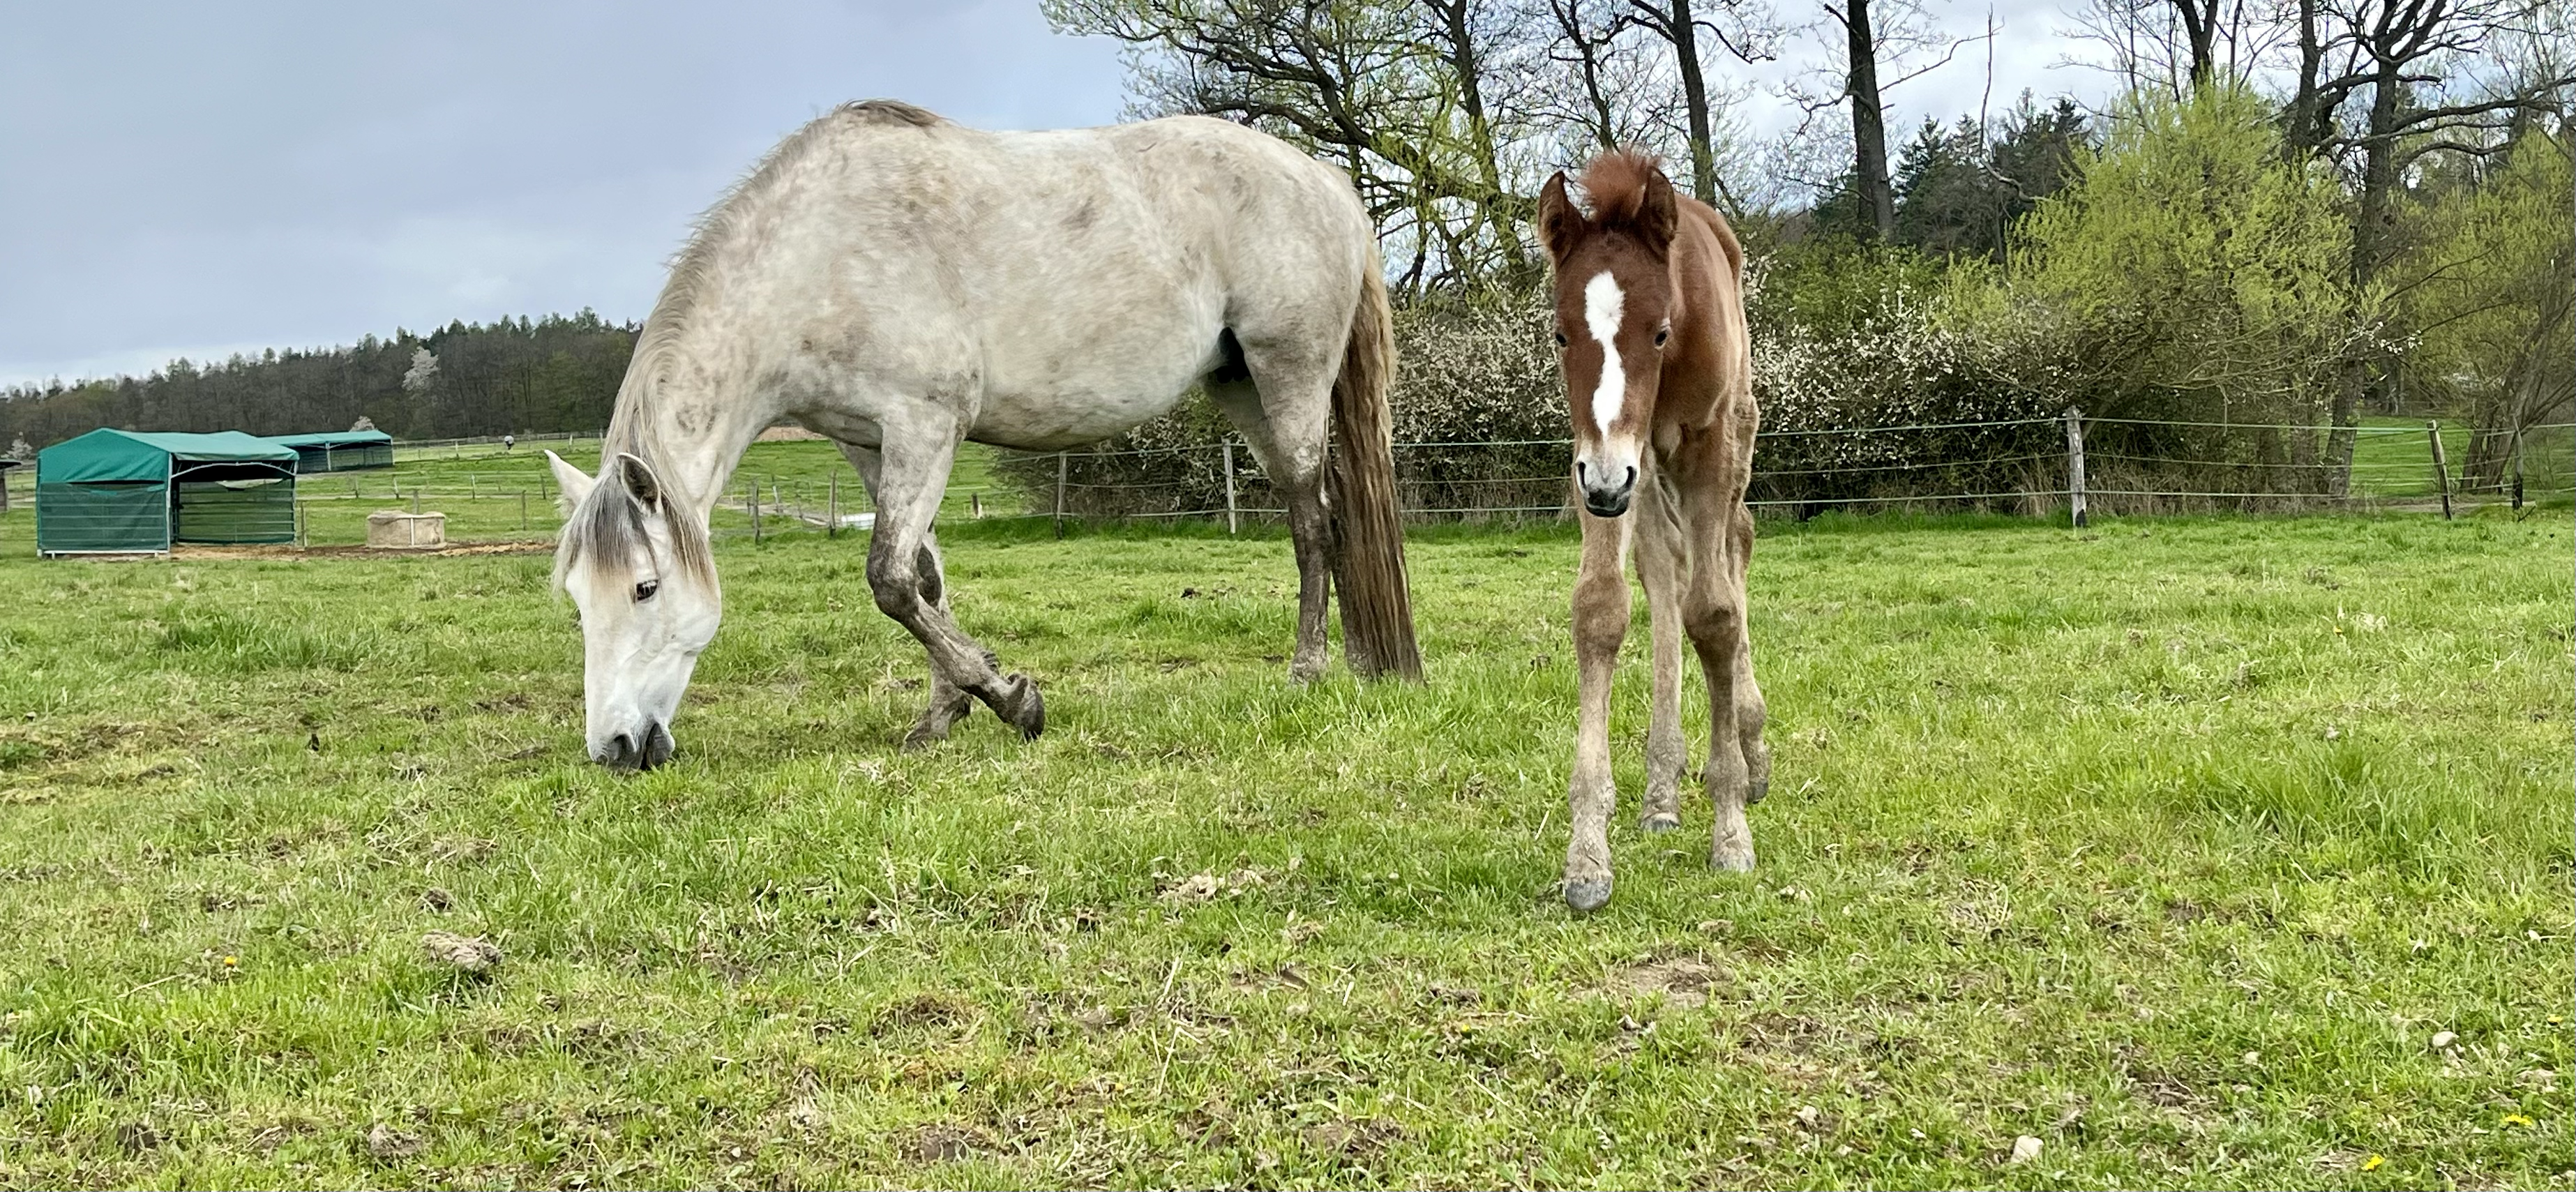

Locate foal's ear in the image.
[1633,167,1679,257]
[613,453,666,509]
[1536,171,1585,264]
[545,450,595,515]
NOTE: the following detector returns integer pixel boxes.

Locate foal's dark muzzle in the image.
[1579,461,1636,518]
[598,721,674,771]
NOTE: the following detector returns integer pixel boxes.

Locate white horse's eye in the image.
[635,580,660,602]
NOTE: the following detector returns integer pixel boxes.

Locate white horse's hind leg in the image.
[1206,346,1334,684]
[837,442,974,746]
[863,411,1045,741]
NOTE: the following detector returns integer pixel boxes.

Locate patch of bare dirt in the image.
[902,1122,991,1163]
[1616,956,1728,1009]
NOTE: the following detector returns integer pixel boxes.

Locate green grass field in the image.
[0,509,2567,1188]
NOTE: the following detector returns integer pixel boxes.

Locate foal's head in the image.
[548,450,722,771]
[1536,151,1680,518]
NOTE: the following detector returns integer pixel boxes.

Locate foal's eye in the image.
[634,580,659,603]
[1552,330,1568,347]
[1654,326,1671,348]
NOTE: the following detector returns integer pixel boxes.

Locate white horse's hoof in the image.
[1641,813,1681,833]
[1565,877,1613,913]
[1709,846,1756,873]
[997,674,1045,740]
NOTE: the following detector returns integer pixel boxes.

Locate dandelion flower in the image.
[2361,1154,2386,1171]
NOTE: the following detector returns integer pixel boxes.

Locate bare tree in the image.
[1825,0,1898,238]
[1625,0,1776,211]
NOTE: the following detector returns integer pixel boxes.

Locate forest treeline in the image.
[0,312,635,454]
[5,0,2568,500]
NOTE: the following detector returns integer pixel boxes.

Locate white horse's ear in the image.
[545,450,596,515]
[613,453,666,509]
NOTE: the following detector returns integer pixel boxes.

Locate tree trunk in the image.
[2171,0,2215,87]
[1429,0,1527,273]
[1844,0,1897,241]
[1666,0,1722,208]
[2281,0,2326,160]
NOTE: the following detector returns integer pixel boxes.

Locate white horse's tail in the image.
[1327,264,1422,681]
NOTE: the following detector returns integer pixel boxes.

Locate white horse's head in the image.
[547,450,721,771]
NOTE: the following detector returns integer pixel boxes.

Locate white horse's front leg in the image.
[1564,510,1632,913]
[865,409,1043,741]
[838,442,973,746]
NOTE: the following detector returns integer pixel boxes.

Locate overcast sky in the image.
[0,1,2112,389]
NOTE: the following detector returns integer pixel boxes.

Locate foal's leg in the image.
[1681,505,1755,873]
[864,406,1044,740]
[1633,473,1691,833]
[1207,351,1333,684]
[838,442,974,746]
[1564,508,1632,912]
[1730,504,1772,804]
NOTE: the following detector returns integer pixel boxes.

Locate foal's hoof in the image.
[1564,877,1613,914]
[997,674,1045,740]
[1640,813,1681,833]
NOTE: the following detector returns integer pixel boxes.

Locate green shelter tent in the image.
[36,429,300,555]
[267,430,394,473]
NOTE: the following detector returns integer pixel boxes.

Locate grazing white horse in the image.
[547,100,1420,771]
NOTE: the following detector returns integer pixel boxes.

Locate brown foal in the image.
[1535,151,1771,913]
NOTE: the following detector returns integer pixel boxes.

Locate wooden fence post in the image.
[828,473,839,538]
[2426,420,2452,520]
[1222,442,1240,535]
[2064,406,2088,529]
[1053,451,1069,538]
[2511,432,2525,511]
[750,479,763,542]
[519,490,529,532]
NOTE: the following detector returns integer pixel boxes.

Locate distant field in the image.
[0,511,2564,1187]
[219,438,1018,549]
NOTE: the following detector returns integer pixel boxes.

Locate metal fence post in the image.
[2426,420,2452,520]
[1222,442,1240,534]
[2064,406,2088,529]
[1053,451,1069,538]
[520,490,529,532]
[750,479,763,542]
[828,473,839,539]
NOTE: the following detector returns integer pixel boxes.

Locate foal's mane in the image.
[1577,150,1665,230]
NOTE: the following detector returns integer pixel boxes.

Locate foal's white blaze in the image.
[1583,270,1625,436]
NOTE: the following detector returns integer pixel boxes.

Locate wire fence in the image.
[981,412,2576,532]
[3,414,2563,553]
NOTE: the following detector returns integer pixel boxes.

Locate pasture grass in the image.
[0,510,2567,1188]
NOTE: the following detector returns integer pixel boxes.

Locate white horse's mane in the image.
[565,101,947,596]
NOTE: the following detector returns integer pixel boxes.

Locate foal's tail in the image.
[1327,262,1423,681]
